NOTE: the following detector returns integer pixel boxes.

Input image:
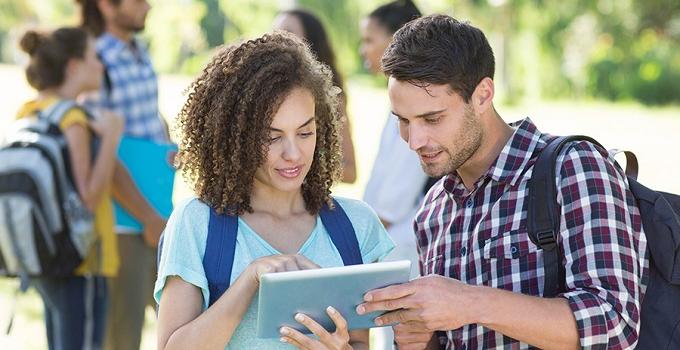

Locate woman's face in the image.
[272,13,306,39]
[71,37,104,93]
[253,87,317,195]
[359,17,393,75]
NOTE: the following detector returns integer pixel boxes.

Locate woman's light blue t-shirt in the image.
[154,196,395,349]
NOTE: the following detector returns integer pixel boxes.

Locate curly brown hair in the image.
[176,31,342,215]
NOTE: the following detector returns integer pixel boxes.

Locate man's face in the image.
[109,0,151,33]
[388,77,483,178]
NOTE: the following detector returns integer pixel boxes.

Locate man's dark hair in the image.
[381,14,495,103]
[369,0,421,34]
[76,0,121,37]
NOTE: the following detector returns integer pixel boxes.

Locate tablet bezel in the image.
[256,260,411,338]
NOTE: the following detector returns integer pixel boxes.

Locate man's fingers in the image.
[398,343,432,350]
[357,294,414,315]
[393,325,433,344]
[363,281,415,303]
[374,309,421,326]
[394,322,431,334]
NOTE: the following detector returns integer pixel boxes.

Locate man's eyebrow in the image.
[391,109,447,119]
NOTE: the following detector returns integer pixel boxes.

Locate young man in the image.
[357,15,649,349]
[77,1,167,349]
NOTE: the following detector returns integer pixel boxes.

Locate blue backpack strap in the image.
[201,198,359,307]
[319,198,363,265]
[203,208,238,307]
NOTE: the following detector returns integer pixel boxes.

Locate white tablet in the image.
[256,260,411,339]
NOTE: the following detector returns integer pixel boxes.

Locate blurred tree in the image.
[0,0,34,61]
[200,0,226,47]
[146,0,207,73]
[1,0,678,105]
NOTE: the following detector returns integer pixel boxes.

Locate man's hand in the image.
[142,214,166,247]
[357,275,477,335]
[392,323,436,350]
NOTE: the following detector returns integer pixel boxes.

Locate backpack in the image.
[0,100,95,282]
[528,135,680,350]
[158,197,362,307]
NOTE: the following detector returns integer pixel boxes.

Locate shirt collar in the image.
[436,117,544,199]
[487,117,543,186]
[97,32,144,61]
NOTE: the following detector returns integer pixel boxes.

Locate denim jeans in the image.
[31,276,108,350]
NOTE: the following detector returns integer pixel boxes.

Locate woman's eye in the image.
[269,136,280,143]
[300,132,314,138]
[425,117,441,124]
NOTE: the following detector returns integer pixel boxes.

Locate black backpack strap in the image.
[203,208,239,307]
[319,198,363,265]
[527,135,603,297]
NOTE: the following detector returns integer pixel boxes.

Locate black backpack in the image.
[528,135,680,349]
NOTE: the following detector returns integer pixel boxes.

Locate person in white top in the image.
[360,0,426,280]
[359,2,429,349]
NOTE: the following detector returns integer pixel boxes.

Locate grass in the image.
[1,63,679,349]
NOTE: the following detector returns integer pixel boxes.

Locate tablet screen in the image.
[256,260,411,338]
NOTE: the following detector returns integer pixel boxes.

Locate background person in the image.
[17,26,123,350]
[273,8,357,183]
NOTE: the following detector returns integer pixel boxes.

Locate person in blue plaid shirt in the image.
[77,1,167,350]
[357,15,649,350]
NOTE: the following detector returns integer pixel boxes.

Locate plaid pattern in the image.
[83,33,166,142]
[415,118,648,349]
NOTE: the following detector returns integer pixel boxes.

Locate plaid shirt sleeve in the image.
[556,141,646,349]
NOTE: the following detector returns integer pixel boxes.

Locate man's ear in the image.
[470,77,495,114]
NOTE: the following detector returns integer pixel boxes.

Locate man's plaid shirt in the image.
[83,33,167,143]
[415,118,648,349]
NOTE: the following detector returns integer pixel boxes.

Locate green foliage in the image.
[588,30,680,105]
[200,0,226,47]
[2,0,679,105]
[146,0,207,73]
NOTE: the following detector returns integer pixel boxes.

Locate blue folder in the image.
[114,136,177,232]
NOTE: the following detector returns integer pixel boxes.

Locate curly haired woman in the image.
[154,31,394,350]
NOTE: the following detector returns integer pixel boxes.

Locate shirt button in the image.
[511,245,519,257]
[460,247,467,256]
[465,199,474,208]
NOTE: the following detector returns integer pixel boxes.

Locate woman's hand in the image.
[280,306,354,350]
[244,254,319,287]
[90,110,124,138]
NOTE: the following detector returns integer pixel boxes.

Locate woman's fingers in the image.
[327,306,349,337]
[294,254,320,270]
[280,326,316,350]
